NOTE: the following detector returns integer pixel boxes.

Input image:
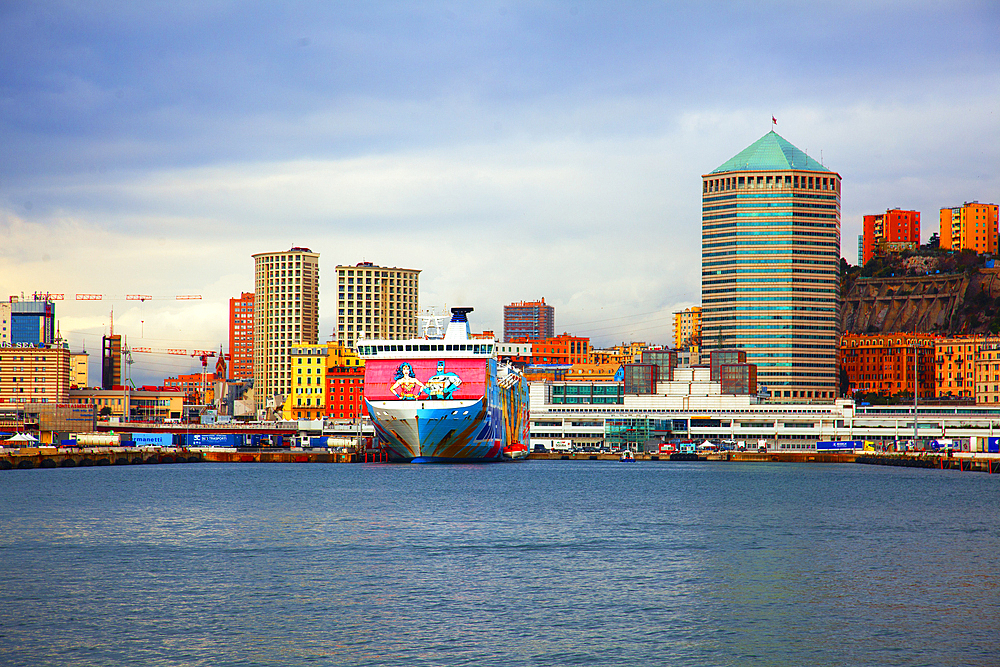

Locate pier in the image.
[855,452,1000,473]
[0,447,204,470]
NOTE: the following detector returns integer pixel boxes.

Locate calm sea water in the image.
[0,460,997,666]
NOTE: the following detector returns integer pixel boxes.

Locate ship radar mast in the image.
[418,307,448,339]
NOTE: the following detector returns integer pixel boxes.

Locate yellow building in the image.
[70,351,89,388]
[673,306,702,349]
[285,341,366,421]
[589,342,649,366]
[939,201,999,253]
[564,363,622,382]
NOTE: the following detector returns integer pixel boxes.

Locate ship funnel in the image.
[445,307,474,340]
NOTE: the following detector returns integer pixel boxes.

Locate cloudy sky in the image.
[2,1,998,385]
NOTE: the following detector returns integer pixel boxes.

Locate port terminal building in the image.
[527,366,1000,452]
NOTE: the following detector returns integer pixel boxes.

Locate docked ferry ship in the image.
[357,307,529,463]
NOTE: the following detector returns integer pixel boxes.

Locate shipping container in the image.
[249,433,285,448]
[131,432,173,448]
[930,439,955,452]
[181,432,242,448]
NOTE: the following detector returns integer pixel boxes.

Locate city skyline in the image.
[2,2,997,386]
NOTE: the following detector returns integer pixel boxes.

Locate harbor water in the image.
[1,461,997,666]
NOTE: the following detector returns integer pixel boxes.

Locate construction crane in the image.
[130,346,217,356]
[74,294,202,301]
[192,351,217,407]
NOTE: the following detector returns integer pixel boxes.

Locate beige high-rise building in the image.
[70,350,89,388]
[253,247,320,405]
[334,262,420,350]
[0,344,70,404]
[701,131,841,401]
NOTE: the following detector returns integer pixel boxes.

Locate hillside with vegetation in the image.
[840,241,1000,335]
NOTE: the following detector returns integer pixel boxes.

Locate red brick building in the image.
[324,343,367,420]
[228,292,253,380]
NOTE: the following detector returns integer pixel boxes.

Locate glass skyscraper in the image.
[701,131,841,401]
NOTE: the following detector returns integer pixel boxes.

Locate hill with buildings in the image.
[840,249,1000,335]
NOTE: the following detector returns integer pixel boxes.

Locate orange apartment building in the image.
[839,333,936,398]
[506,333,590,365]
[861,209,920,265]
[936,335,987,399]
[939,202,999,253]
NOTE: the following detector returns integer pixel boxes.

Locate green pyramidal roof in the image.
[711,130,831,174]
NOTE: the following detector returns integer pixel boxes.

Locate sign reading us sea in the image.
[364,359,488,401]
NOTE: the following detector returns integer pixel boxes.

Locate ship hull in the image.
[363,356,529,463]
[366,398,505,462]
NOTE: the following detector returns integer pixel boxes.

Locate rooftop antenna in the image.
[821,149,824,166]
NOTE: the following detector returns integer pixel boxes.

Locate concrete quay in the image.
[0,447,203,470]
[855,452,1000,473]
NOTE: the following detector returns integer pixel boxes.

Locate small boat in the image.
[619,449,635,462]
[503,442,529,460]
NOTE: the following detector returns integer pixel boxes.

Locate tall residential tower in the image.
[503,298,555,342]
[334,262,420,350]
[228,292,254,380]
[253,247,320,405]
[701,131,841,400]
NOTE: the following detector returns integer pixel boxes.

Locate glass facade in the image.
[550,383,623,404]
[701,132,841,401]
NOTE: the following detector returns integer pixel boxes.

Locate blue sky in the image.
[2,1,998,385]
